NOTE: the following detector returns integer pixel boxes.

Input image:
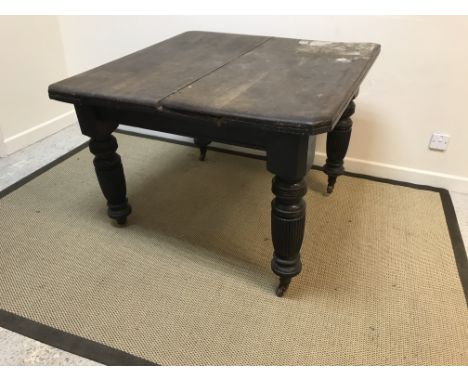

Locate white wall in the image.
[0,16,75,156]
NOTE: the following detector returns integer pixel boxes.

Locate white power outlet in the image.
[429,133,450,151]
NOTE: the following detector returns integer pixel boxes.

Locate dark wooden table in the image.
[49,31,380,296]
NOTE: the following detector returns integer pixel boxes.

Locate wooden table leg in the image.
[271,176,307,296]
[75,105,131,225]
[323,99,356,193]
[267,133,311,296]
[89,135,132,225]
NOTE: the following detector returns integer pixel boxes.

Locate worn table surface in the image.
[49,31,380,134]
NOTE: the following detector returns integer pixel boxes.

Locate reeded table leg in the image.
[89,135,132,225]
[267,133,311,296]
[323,99,356,193]
[271,176,307,296]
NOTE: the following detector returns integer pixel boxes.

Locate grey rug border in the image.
[0,129,466,366]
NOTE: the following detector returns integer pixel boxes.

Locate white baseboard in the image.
[313,152,468,194]
[1,110,77,157]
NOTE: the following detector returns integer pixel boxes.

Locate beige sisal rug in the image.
[0,131,467,365]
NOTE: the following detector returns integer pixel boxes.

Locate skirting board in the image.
[118,125,468,194]
[0,110,77,157]
[313,152,468,194]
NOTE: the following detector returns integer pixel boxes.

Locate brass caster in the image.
[275,277,291,297]
[116,216,127,225]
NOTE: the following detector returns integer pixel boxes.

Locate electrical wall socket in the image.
[429,132,450,151]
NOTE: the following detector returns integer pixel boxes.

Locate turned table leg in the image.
[271,176,307,296]
[323,99,356,193]
[75,105,131,225]
[89,135,132,225]
[267,133,311,296]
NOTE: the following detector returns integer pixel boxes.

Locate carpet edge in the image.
[0,309,156,366]
[0,130,466,365]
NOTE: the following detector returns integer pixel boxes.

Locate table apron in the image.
[94,106,313,152]
[77,105,317,180]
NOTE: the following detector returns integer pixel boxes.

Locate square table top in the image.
[49,31,380,135]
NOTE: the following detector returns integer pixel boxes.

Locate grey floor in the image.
[1,124,467,366]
